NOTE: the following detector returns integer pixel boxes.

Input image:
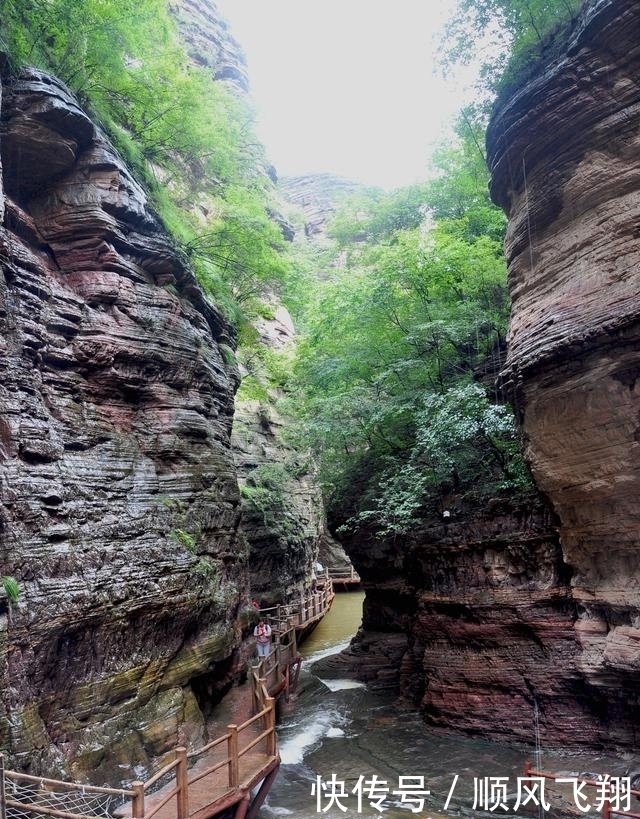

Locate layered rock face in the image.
[325,1,640,750]
[170,0,250,92]
[232,303,338,606]
[0,68,250,781]
[233,399,325,606]
[337,500,599,743]
[279,174,361,237]
[485,0,640,746]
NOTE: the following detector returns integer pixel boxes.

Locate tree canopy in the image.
[2,0,290,326]
[286,118,533,537]
[440,0,583,103]
[1,0,563,544]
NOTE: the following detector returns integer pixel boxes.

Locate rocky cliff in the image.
[483,0,640,748]
[0,1,343,784]
[324,0,640,751]
[0,66,253,781]
[232,303,328,607]
[170,0,250,92]
[279,174,361,237]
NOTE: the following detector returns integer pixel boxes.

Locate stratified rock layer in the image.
[334,0,640,752]
[0,68,248,781]
[486,0,640,746]
[279,174,361,237]
[233,397,325,606]
[170,0,250,92]
[340,500,606,745]
[231,301,350,606]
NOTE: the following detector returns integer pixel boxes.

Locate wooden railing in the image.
[250,623,300,709]
[0,585,333,819]
[1,647,286,819]
[260,575,335,632]
[524,763,640,819]
[1,690,277,819]
[328,566,361,585]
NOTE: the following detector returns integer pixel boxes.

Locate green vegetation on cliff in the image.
[0,0,572,543]
[442,0,582,100]
[2,0,289,325]
[282,0,584,538]
[286,119,533,536]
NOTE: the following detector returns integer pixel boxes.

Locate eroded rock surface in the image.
[170,0,250,92]
[233,397,325,606]
[485,0,640,747]
[279,174,361,237]
[231,302,350,606]
[0,68,250,781]
[326,1,640,750]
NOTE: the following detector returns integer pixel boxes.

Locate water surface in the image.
[259,592,632,819]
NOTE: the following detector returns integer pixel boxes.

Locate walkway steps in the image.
[0,581,335,819]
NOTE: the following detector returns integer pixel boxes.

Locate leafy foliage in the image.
[290,121,533,537]
[1,576,20,603]
[440,0,582,100]
[240,463,289,526]
[169,528,197,554]
[2,0,290,325]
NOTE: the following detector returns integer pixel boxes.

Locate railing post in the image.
[601,784,611,819]
[266,697,277,757]
[1,753,7,819]
[227,724,239,788]
[175,746,189,819]
[132,781,145,819]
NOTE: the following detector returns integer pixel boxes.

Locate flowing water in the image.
[258,593,634,819]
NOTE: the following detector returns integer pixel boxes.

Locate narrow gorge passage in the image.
[260,590,633,819]
[3,0,640,811]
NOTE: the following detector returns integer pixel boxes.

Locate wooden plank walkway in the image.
[0,581,335,819]
[327,566,361,589]
[260,573,336,639]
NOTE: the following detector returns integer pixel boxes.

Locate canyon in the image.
[332,0,640,752]
[1,0,640,789]
[0,64,252,782]
[0,2,329,781]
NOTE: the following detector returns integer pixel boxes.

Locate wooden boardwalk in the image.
[260,571,336,641]
[327,566,361,590]
[0,580,335,819]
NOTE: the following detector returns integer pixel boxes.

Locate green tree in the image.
[289,123,531,537]
[440,0,582,97]
[2,0,291,327]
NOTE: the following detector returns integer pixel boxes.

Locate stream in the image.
[258,592,634,819]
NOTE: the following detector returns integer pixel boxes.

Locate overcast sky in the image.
[215,0,470,189]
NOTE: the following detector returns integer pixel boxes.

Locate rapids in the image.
[258,592,634,819]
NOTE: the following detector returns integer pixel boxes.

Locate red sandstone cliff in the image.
[0,2,335,780]
[325,0,640,752]
[485,0,640,747]
[0,67,250,782]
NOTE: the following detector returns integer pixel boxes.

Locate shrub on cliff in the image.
[2,0,289,325]
[288,121,533,537]
[440,0,582,105]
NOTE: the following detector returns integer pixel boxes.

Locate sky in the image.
[214,0,472,190]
